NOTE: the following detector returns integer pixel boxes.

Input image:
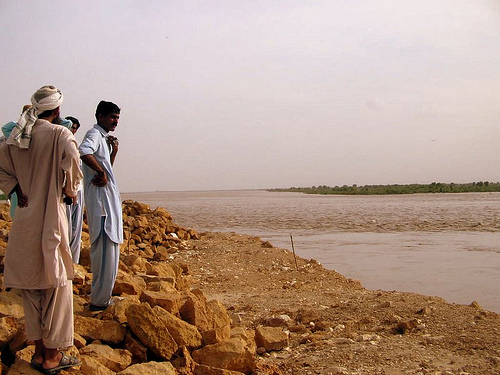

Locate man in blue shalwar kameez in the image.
[79,101,123,311]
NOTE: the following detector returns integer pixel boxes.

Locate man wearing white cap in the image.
[0,85,82,373]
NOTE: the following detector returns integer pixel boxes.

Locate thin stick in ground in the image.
[290,233,299,271]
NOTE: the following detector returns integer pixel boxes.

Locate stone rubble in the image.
[0,201,285,375]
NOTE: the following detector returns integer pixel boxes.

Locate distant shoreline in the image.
[268,182,500,195]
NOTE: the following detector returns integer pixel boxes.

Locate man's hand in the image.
[64,195,77,205]
[107,136,119,165]
[13,184,28,207]
[107,136,119,153]
[81,155,109,187]
[91,171,108,187]
[17,191,28,207]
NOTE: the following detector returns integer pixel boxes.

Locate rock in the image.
[13,345,34,362]
[377,301,392,309]
[192,337,256,374]
[395,319,420,334]
[5,359,39,375]
[288,324,309,334]
[0,290,24,319]
[423,336,444,345]
[140,289,184,314]
[180,290,212,332]
[122,254,149,274]
[74,332,87,348]
[356,334,380,342]
[0,316,17,348]
[153,305,202,349]
[73,294,88,313]
[416,306,432,315]
[74,315,127,344]
[203,300,231,345]
[79,355,115,375]
[117,361,177,375]
[252,361,285,375]
[113,272,146,295]
[144,279,177,293]
[296,307,320,324]
[126,302,178,360]
[266,315,292,327]
[171,346,196,374]
[152,246,172,261]
[255,327,289,352]
[79,342,132,372]
[332,338,355,345]
[195,363,247,374]
[146,262,177,279]
[124,332,148,363]
[73,263,88,285]
[470,301,482,309]
[107,294,141,324]
[8,323,26,353]
[230,328,257,353]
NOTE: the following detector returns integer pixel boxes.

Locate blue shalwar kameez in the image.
[79,124,123,307]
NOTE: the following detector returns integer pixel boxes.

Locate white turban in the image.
[7,85,63,149]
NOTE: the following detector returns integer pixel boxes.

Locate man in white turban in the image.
[0,85,82,373]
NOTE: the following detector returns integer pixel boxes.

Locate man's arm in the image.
[61,135,83,201]
[81,154,108,187]
[0,144,23,204]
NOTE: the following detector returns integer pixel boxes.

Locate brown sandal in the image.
[43,352,81,374]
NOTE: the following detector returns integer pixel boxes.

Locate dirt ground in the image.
[175,231,500,375]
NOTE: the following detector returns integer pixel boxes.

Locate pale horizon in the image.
[1,1,499,192]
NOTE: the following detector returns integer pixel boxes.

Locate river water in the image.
[122,190,500,313]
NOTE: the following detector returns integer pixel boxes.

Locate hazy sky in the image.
[1,1,499,192]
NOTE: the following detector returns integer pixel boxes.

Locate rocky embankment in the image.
[0,201,499,375]
[0,201,282,375]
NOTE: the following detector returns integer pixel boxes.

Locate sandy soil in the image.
[176,231,500,375]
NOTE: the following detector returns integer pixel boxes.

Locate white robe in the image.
[0,119,82,289]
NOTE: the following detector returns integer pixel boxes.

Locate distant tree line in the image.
[269,182,500,195]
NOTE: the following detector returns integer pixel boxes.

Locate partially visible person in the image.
[67,116,80,135]
[0,85,81,373]
[65,116,84,263]
[79,101,123,311]
[1,105,32,217]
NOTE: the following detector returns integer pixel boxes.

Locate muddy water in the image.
[122,190,500,312]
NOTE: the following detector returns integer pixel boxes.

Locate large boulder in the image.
[139,289,184,314]
[254,326,289,352]
[153,305,202,349]
[79,342,132,372]
[202,300,231,345]
[113,272,147,296]
[126,303,178,360]
[74,316,127,344]
[79,355,115,375]
[192,338,256,374]
[180,289,212,332]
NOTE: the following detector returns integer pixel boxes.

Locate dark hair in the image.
[38,108,58,119]
[95,101,120,121]
[66,116,80,128]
